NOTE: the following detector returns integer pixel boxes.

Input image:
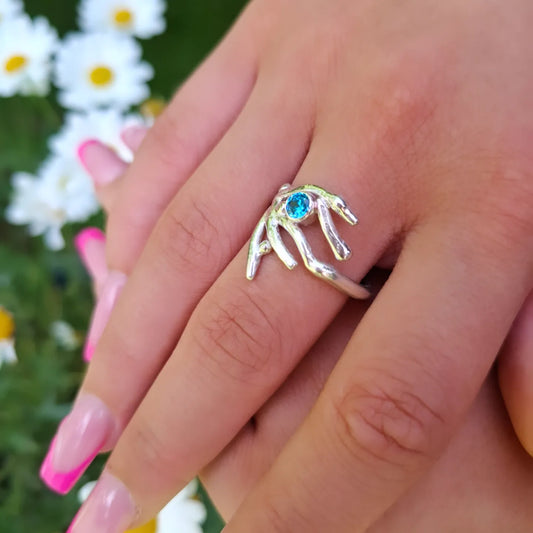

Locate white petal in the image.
[0,341,17,367]
[44,226,66,250]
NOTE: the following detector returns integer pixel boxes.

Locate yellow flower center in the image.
[126,519,157,533]
[0,309,15,340]
[5,55,27,74]
[114,8,133,27]
[141,98,166,120]
[89,66,114,87]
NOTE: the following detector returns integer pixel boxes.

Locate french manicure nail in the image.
[83,271,127,363]
[40,437,96,495]
[68,472,136,533]
[77,139,126,187]
[40,394,115,494]
[74,228,108,291]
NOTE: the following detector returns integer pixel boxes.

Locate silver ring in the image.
[246,184,370,299]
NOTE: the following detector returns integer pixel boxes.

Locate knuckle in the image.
[157,195,224,276]
[331,373,446,472]
[456,163,533,278]
[259,497,293,533]
[194,285,284,385]
[124,415,180,483]
[149,106,200,172]
[486,166,533,242]
[371,65,440,155]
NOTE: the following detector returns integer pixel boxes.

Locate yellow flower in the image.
[0,307,17,368]
[0,307,15,339]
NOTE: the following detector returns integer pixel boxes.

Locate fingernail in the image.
[68,472,136,533]
[83,271,127,363]
[40,394,115,494]
[74,228,108,291]
[77,139,127,187]
[121,125,148,152]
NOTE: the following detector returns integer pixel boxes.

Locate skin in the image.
[78,249,533,531]
[67,0,533,530]
[200,298,533,532]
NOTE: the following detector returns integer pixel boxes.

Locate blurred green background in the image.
[0,1,247,531]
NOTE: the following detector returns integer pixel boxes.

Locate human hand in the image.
[39,0,533,530]
[65,248,533,532]
[200,298,533,533]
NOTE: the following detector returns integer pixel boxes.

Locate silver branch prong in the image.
[246,184,370,299]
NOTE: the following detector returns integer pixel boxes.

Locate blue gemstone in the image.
[286,192,311,220]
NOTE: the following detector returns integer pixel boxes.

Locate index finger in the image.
[105,5,260,273]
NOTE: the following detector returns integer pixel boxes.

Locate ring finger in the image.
[40,69,315,497]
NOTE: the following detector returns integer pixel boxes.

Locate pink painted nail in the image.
[68,472,136,533]
[121,124,148,152]
[77,139,127,187]
[83,341,95,363]
[74,228,108,293]
[83,271,127,363]
[40,394,115,494]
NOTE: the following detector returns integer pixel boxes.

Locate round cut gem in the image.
[286,192,311,220]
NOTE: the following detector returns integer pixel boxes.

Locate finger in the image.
[201,293,377,518]
[368,371,533,533]
[78,140,127,212]
[105,5,262,273]
[42,65,315,495]
[72,10,262,367]
[74,228,108,297]
[223,217,531,533]
[205,371,533,530]
[498,290,533,455]
[73,5,263,361]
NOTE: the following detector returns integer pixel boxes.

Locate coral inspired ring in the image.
[246,184,370,299]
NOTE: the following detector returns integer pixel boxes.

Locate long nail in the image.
[78,139,127,187]
[67,472,135,533]
[40,394,115,495]
[74,228,108,293]
[121,125,148,152]
[84,271,127,362]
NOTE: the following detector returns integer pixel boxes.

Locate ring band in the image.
[246,184,370,299]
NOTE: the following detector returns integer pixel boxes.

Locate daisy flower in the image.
[79,0,166,39]
[5,157,99,250]
[0,307,17,368]
[0,0,23,25]
[78,479,207,533]
[50,109,146,164]
[54,32,153,111]
[0,14,58,96]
